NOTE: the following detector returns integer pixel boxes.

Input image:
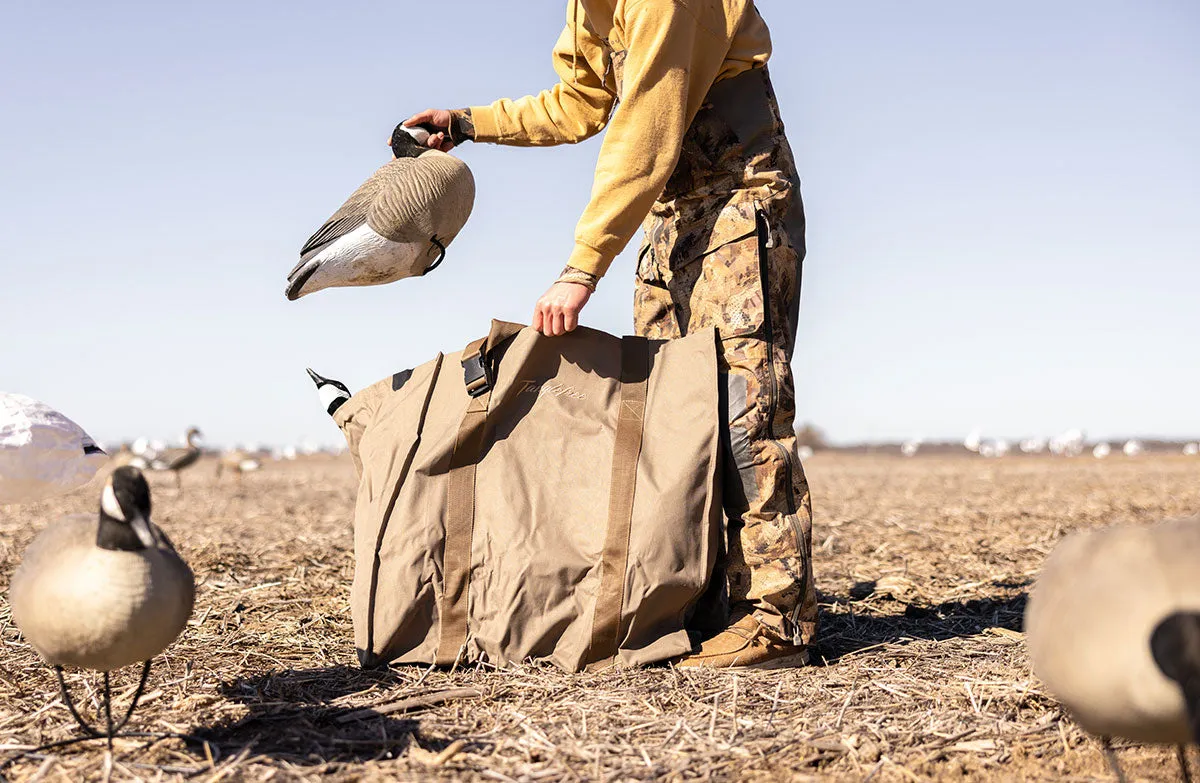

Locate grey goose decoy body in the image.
[1025,517,1200,778]
[285,123,475,301]
[146,426,203,489]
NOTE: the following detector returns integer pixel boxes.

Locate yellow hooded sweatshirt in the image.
[469,0,771,279]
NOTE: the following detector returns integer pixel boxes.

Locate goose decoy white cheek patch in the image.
[101,483,125,521]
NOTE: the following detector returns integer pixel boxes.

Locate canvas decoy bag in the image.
[334,320,724,671]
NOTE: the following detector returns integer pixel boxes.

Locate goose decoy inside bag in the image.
[286,123,475,301]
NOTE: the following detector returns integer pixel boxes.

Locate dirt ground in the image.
[2,452,1199,782]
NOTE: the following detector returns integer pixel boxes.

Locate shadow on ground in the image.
[193,666,458,767]
[814,587,1029,664]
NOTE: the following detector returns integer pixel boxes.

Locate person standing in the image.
[406,0,816,668]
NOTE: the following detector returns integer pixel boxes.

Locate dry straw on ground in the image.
[2,453,1199,781]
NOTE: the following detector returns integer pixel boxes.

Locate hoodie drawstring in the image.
[571,0,580,87]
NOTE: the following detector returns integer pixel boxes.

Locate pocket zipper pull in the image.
[755,201,777,249]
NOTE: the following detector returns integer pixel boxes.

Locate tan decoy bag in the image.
[334,320,724,671]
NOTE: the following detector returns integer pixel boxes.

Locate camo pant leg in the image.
[633,199,818,647]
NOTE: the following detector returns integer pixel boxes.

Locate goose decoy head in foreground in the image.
[1025,517,1200,780]
[8,466,195,740]
[285,122,476,301]
[306,368,351,417]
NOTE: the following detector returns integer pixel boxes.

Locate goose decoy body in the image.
[8,467,194,737]
[215,449,261,481]
[0,392,107,504]
[1025,517,1200,778]
[286,123,475,301]
[306,368,351,416]
[146,427,203,489]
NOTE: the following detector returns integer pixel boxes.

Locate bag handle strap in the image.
[435,320,526,665]
[587,335,651,667]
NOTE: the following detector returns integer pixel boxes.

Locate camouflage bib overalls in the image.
[609,53,817,646]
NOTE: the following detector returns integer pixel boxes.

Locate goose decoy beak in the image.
[306,368,352,416]
[1150,611,1200,744]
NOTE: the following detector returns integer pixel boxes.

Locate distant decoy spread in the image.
[286,123,475,300]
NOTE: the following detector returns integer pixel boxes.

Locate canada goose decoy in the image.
[1025,517,1200,781]
[8,467,195,742]
[0,392,107,504]
[306,368,351,416]
[145,427,203,490]
[215,449,261,481]
[285,123,475,301]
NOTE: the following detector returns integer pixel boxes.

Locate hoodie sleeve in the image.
[564,0,729,277]
[470,9,615,146]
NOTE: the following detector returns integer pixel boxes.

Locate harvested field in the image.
[2,453,1199,782]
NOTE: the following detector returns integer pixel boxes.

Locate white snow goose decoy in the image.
[1025,517,1200,780]
[285,123,475,300]
[8,466,194,740]
[0,392,107,504]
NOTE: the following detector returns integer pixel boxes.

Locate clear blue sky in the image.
[1,2,1196,448]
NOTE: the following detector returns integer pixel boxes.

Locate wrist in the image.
[555,265,599,292]
[448,108,475,144]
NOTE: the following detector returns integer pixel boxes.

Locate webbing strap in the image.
[435,338,491,666]
[587,336,651,667]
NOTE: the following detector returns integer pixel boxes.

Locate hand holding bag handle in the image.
[437,319,527,665]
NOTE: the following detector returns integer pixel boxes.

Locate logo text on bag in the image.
[518,380,587,401]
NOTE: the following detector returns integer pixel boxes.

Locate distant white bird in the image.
[797,445,815,461]
[900,439,922,457]
[1124,440,1145,457]
[1184,443,1200,457]
[979,439,1010,459]
[0,393,107,504]
[1020,437,1047,454]
[1093,443,1112,459]
[1050,429,1086,457]
[963,429,982,453]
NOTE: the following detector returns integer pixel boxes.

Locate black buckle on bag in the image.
[462,353,493,398]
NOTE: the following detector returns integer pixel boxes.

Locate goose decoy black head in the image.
[307,368,351,416]
[389,122,437,158]
[286,123,475,301]
[97,466,157,551]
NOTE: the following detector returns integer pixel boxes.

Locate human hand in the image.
[533,282,592,337]
[400,109,456,152]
